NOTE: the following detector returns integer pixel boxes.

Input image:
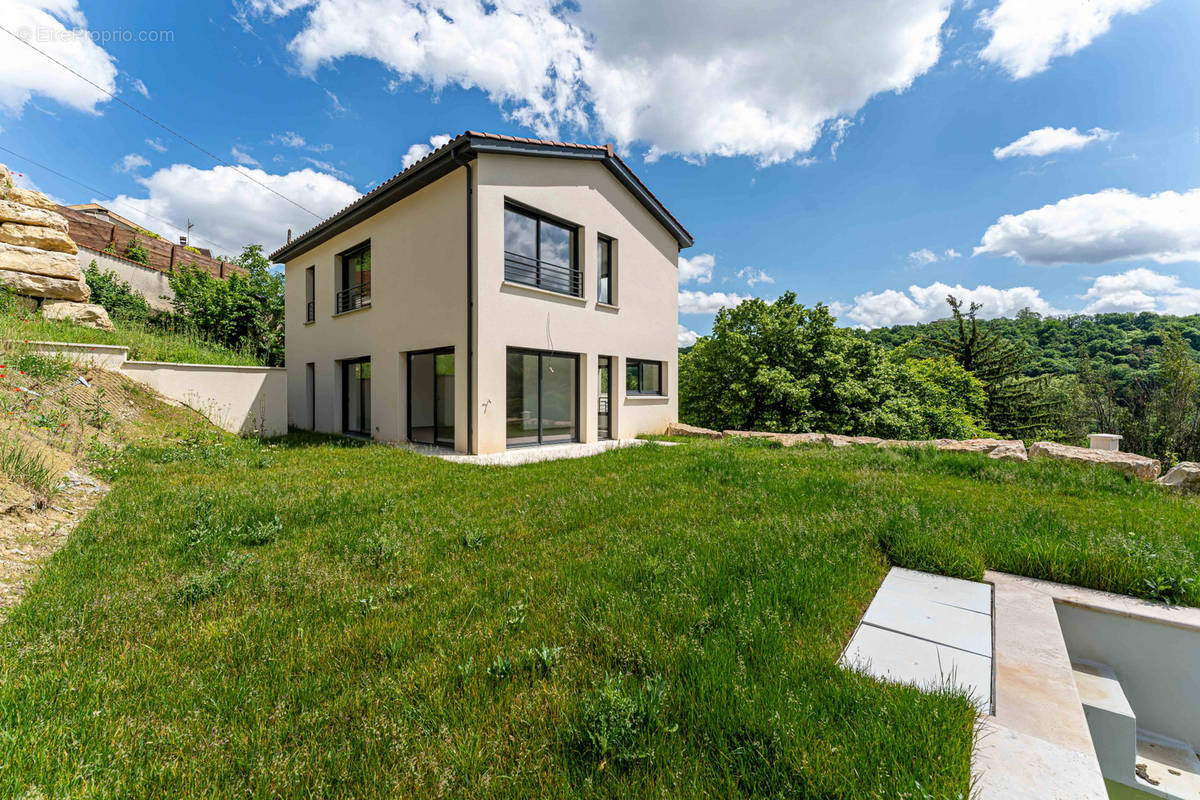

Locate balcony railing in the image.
[305,299,315,322]
[504,251,581,297]
[335,282,371,314]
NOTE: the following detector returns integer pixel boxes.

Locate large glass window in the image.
[503,205,580,296]
[597,235,614,304]
[598,356,612,440]
[626,359,664,396]
[342,358,371,436]
[408,349,455,447]
[337,242,371,313]
[506,349,578,446]
[304,266,315,322]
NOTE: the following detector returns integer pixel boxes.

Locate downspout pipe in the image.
[453,146,476,455]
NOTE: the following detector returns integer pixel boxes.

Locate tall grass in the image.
[0,434,56,500]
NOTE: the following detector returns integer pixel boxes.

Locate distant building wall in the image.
[77,247,174,312]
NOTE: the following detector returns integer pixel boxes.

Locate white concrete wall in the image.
[23,340,129,370]
[78,247,175,312]
[120,361,287,436]
[1055,601,1200,747]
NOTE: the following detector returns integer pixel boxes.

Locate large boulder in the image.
[1029,441,1160,481]
[1157,462,1200,493]
[988,442,1029,462]
[1,186,59,213]
[0,242,83,279]
[0,223,77,255]
[876,439,932,449]
[667,422,725,439]
[0,199,69,232]
[934,438,1023,454]
[0,269,90,301]
[40,300,114,331]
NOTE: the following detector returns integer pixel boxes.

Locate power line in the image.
[0,22,322,220]
[0,143,226,254]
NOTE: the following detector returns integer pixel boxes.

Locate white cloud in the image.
[678,253,715,284]
[845,281,1062,328]
[943,248,962,259]
[247,0,954,165]
[401,134,453,169]
[908,248,939,266]
[108,164,361,257]
[114,153,150,173]
[145,137,167,153]
[993,126,1116,159]
[131,78,150,99]
[301,157,352,181]
[976,187,1200,266]
[677,324,700,347]
[231,145,261,167]
[272,131,308,148]
[1080,268,1200,315]
[679,289,750,314]
[0,1,118,114]
[736,267,774,287]
[978,0,1157,79]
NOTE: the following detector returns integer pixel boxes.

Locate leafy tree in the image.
[890,352,990,439]
[1153,329,1200,460]
[84,261,151,322]
[124,236,150,265]
[169,244,284,365]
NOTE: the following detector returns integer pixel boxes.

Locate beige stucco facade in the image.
[281,143,682,454]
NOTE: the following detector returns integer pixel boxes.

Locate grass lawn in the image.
[0,308,262,366]
[1,436,1197,798]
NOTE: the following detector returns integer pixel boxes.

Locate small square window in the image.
[626,359,664,395]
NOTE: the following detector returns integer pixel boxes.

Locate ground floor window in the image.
[408,349,455,447]
[626,359,664,396]
[342,357,371,436]
[506,349,578,446]
[598,355,612,440]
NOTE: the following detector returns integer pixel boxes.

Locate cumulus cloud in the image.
[114,153,150,173]
[246,0,954,165]
[844,281,1062,328]
[908,248,939,266]
[736,267,774,287]
[272,131,307,148]
[678,324,700,347]
[679,289,750,315]
[678,253,715,284]
[993,126,1116,159]
[978,0,1157,79]
[1080,268,1200,315]
[108,164,361,257]
[0,1,118,113]
[976,187,1200,265]
[943,248,962,259]
[401,134,453,169]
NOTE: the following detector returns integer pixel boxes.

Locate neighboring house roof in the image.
[269,131,693,264]
[67,203,143,232]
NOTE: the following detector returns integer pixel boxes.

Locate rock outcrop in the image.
[1029,441,1160,482]
[40,300,113,331]
[1157,462,1200,493]
[667,422,724,439]
[988,442,1029,462]
[0,163,96,319]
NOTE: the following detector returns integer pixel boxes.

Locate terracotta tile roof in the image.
[270,131,692,262]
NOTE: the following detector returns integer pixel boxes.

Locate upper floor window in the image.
[504,204,580,297]
[627,359,664,396]
[597,235,615,305]
[304,266,315,322]
[336,242,370,314]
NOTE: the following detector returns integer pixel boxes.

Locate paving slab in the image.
[862,583,993,657]
[885,566,993,614]
[842,623,992,711]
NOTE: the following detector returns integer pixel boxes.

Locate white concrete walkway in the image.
[412,438,676,466]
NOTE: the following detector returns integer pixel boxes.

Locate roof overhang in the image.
[269,132,693,264]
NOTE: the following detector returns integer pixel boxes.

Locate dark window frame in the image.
[503,202,581,298]
[597,355,612,440]
[626,358,665,396]
[304,265,316,323]
[505,346,581,447]
[597,234,615,305]
[336,240,371,314]
[341,356,371,437]
[406,346,456,449]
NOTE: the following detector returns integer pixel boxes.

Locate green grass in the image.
[0,307,262,366]
[1,436,1197,798]
[0,434,56,499]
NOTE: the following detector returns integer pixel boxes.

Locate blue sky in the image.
[2,0,1198,342]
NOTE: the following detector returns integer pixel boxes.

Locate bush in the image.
[84,261,152,322]
[573,674,673,765]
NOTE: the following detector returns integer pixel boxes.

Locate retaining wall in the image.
[77,247,175,312]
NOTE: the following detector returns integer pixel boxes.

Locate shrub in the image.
[124,236,150,265]
[573,674,673,765]
[84,261,151,322]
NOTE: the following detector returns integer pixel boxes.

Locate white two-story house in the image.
[270,131,692,455]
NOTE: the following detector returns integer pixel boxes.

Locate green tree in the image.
[169,244,284,365]
[1154,329,1200,460]
[84,261,151,322]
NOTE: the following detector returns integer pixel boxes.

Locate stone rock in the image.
[1157,462,1200,493]
[0,222,77,254]
[1,185,59,213]
[724,430,831,446]
[0,199,69,233]
[876,439,933,449]
[0,269,90,301]
[934,438,1024,454]
[667,422,725,439]
[988,443,1029,462]
[40,300,114,331]
[1029,441,1160,481]
[0,242,83,279]
[825,434,883,447]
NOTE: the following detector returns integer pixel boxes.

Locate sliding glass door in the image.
[506,349,578,447]
[342,357,371,436]
[408,349,455,447]
[597,356,611,440]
